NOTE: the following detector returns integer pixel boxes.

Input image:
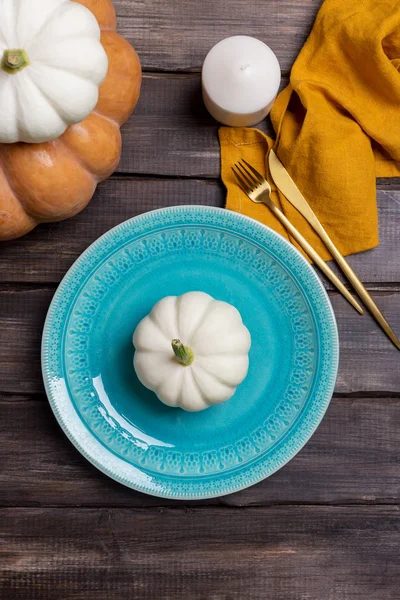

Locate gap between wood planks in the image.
[0,502,398,509]
[108,172,400,191]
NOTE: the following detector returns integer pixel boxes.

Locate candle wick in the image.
[240,64,251,71]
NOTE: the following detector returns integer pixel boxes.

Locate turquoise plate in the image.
[42,206,339,499]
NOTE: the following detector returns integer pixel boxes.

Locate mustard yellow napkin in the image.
[220,0,400,261]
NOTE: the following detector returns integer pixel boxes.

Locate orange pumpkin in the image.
[0,0,142,241]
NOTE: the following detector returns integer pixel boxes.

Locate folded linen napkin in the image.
[219,0,400,260]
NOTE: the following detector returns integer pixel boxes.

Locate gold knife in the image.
[268,149,400,350]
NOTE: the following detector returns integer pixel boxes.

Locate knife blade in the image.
[268,149,318,226]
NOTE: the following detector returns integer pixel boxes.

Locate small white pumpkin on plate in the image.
[133,292,251,412]
[0,0,108,143]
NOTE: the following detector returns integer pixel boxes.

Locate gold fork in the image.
[232,159,364,315]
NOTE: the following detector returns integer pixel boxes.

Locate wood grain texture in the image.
[112,73,400,180]
[1,287,400,395]
[1,506,399,600]
[0,178,399,286]
[0,178,224,283]
[114,0,321,73]
[0,287,53,395]
[119,74,224,177]
[117,73,272,177]
[0,397,399,507]
[105,71,400,182]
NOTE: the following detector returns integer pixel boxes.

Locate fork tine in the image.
[231,165,251,194]
[241,159,264,184]
[236,162,257,190]
[237,161,259,188]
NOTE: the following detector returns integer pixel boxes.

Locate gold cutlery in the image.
[232,159,364,315]
[268,149,400,350]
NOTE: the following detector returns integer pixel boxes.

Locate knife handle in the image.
[313,221,400,350]
[268,150,400,349]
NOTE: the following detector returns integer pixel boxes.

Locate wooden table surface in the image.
[1,1,400,598]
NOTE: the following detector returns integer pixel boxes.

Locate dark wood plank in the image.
[0,397,399,507]
[0,287,53,395]
[114,74,400,188]
[1,506,398,599]
[0,178,224,283]
[0,286,400,395]
[114,74,400,183]
[333,291,400,393]
[125,75,400,181]
[0,178,399,286]
[114,0,320,74]
[117,74,400,181]
[117,73,272,177]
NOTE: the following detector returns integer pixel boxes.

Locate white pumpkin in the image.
[0,0,108,144]
[133,292,251,412]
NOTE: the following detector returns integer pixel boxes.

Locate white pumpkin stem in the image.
[171,339,194,366]
[1,49,30,74]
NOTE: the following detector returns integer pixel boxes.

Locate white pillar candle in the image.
[202,36,281,127]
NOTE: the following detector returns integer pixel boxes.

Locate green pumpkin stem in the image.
[1,49,30,74]
[171,339,194,366]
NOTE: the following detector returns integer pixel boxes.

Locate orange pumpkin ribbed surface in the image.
[0,0,142,241]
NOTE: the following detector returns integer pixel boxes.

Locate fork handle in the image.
[261,197,364,315]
